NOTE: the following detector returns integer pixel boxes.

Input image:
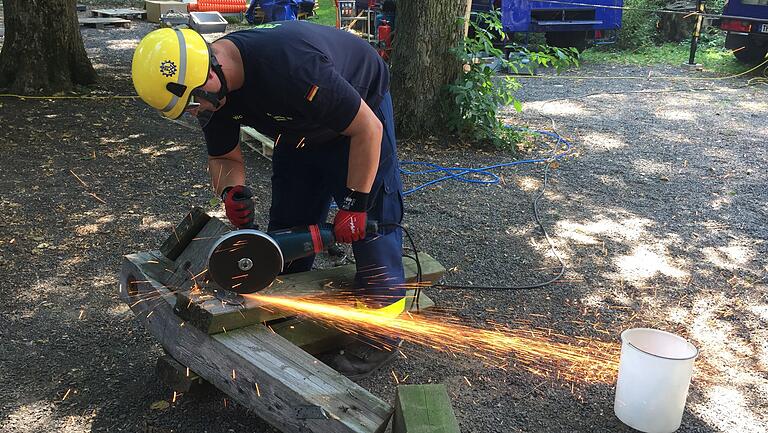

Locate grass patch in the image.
[581,38,745,76]
[307,0,337,27]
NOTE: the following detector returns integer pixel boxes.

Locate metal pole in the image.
[688,0,705,65]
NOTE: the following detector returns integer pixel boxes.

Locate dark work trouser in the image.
[267,92,405,312]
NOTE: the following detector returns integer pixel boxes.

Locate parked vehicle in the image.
[719,0,768,63]
[473,0,623,51]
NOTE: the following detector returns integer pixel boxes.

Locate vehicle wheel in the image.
[733,41,768,64]
[545,31,589,52]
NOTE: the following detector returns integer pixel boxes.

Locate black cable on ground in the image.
[387,148,568,298]
[430,159,566,291]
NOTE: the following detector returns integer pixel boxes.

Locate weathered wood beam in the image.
[393,384,461,433]
[164,216,229,291]
[174,252,445,334]
[159,207,211,261]
[120,254,392,433]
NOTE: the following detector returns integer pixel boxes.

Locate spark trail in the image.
[245,294,621,384]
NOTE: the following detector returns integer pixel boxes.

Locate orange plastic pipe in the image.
[194,0,247,13]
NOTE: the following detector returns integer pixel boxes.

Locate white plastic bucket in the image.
[614,328,698,433]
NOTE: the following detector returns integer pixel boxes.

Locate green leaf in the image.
[513,100,523,113]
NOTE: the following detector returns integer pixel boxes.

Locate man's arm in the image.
[342,98,382,194]
[208,144,247,196]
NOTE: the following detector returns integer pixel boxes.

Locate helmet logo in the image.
[159,60,178,78]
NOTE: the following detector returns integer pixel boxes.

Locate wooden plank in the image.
[393,384,460,433]
[91,8,147,19]
[78,17,131,28]
[179,289,434,354]
[164,216,229,291]
[405,289,435,312]
[159,207,211,261]
[240,126,275,160]
[120,254,392,433]
[174,252,445,334]
[119,251,177,304]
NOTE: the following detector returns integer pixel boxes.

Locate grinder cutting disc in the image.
[207,230,284,294]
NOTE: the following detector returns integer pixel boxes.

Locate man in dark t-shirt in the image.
[131,22,405,378]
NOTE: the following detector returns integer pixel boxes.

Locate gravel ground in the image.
[1,12,767,433]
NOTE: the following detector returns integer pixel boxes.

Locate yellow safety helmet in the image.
[131,28,211,120]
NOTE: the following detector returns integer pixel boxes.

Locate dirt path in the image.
[1,20,766,433]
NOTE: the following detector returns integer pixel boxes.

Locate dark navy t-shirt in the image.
[203,21,389,156]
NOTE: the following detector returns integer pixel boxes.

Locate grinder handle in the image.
[270,220,380,265]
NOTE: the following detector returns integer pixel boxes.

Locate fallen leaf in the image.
[150,400,170,410]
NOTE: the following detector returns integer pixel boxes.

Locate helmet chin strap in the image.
[193,53,229,108]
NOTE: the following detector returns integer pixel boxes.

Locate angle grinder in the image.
[207,221,378,295]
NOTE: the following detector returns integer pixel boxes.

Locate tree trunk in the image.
[658,1,696,43]
[0,0,97,93]
[389,0,466,139]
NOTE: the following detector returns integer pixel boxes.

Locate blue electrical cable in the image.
[399,129,572,196]
[329,129,572,208]
[331,128,574,293]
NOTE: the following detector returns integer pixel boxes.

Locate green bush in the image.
[707,0,727,14]
[616,0,666,49]
[447,11,578,149]
[615,0,726,50]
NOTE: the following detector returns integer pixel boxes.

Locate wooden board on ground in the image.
[78,17,131,28]
[120,253,392,433]
[240,126,275,160]
[91,8,147,19]
[393,384,461,433]
[174,252,444,334]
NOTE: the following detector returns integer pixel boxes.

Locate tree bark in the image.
[658,1,696,43]
[0,0,97,93]
[389,0,466,139]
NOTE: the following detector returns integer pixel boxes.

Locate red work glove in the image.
[333,189,369,243]
[222,185,255,229]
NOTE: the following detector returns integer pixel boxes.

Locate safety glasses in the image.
[178,51,225,129]
[183,94,214,128]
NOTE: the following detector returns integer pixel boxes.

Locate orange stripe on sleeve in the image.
[305,85,319,102]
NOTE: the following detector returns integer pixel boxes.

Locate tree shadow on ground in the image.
[486,70,768,431]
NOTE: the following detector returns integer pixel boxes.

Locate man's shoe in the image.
[321,338,402,380]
